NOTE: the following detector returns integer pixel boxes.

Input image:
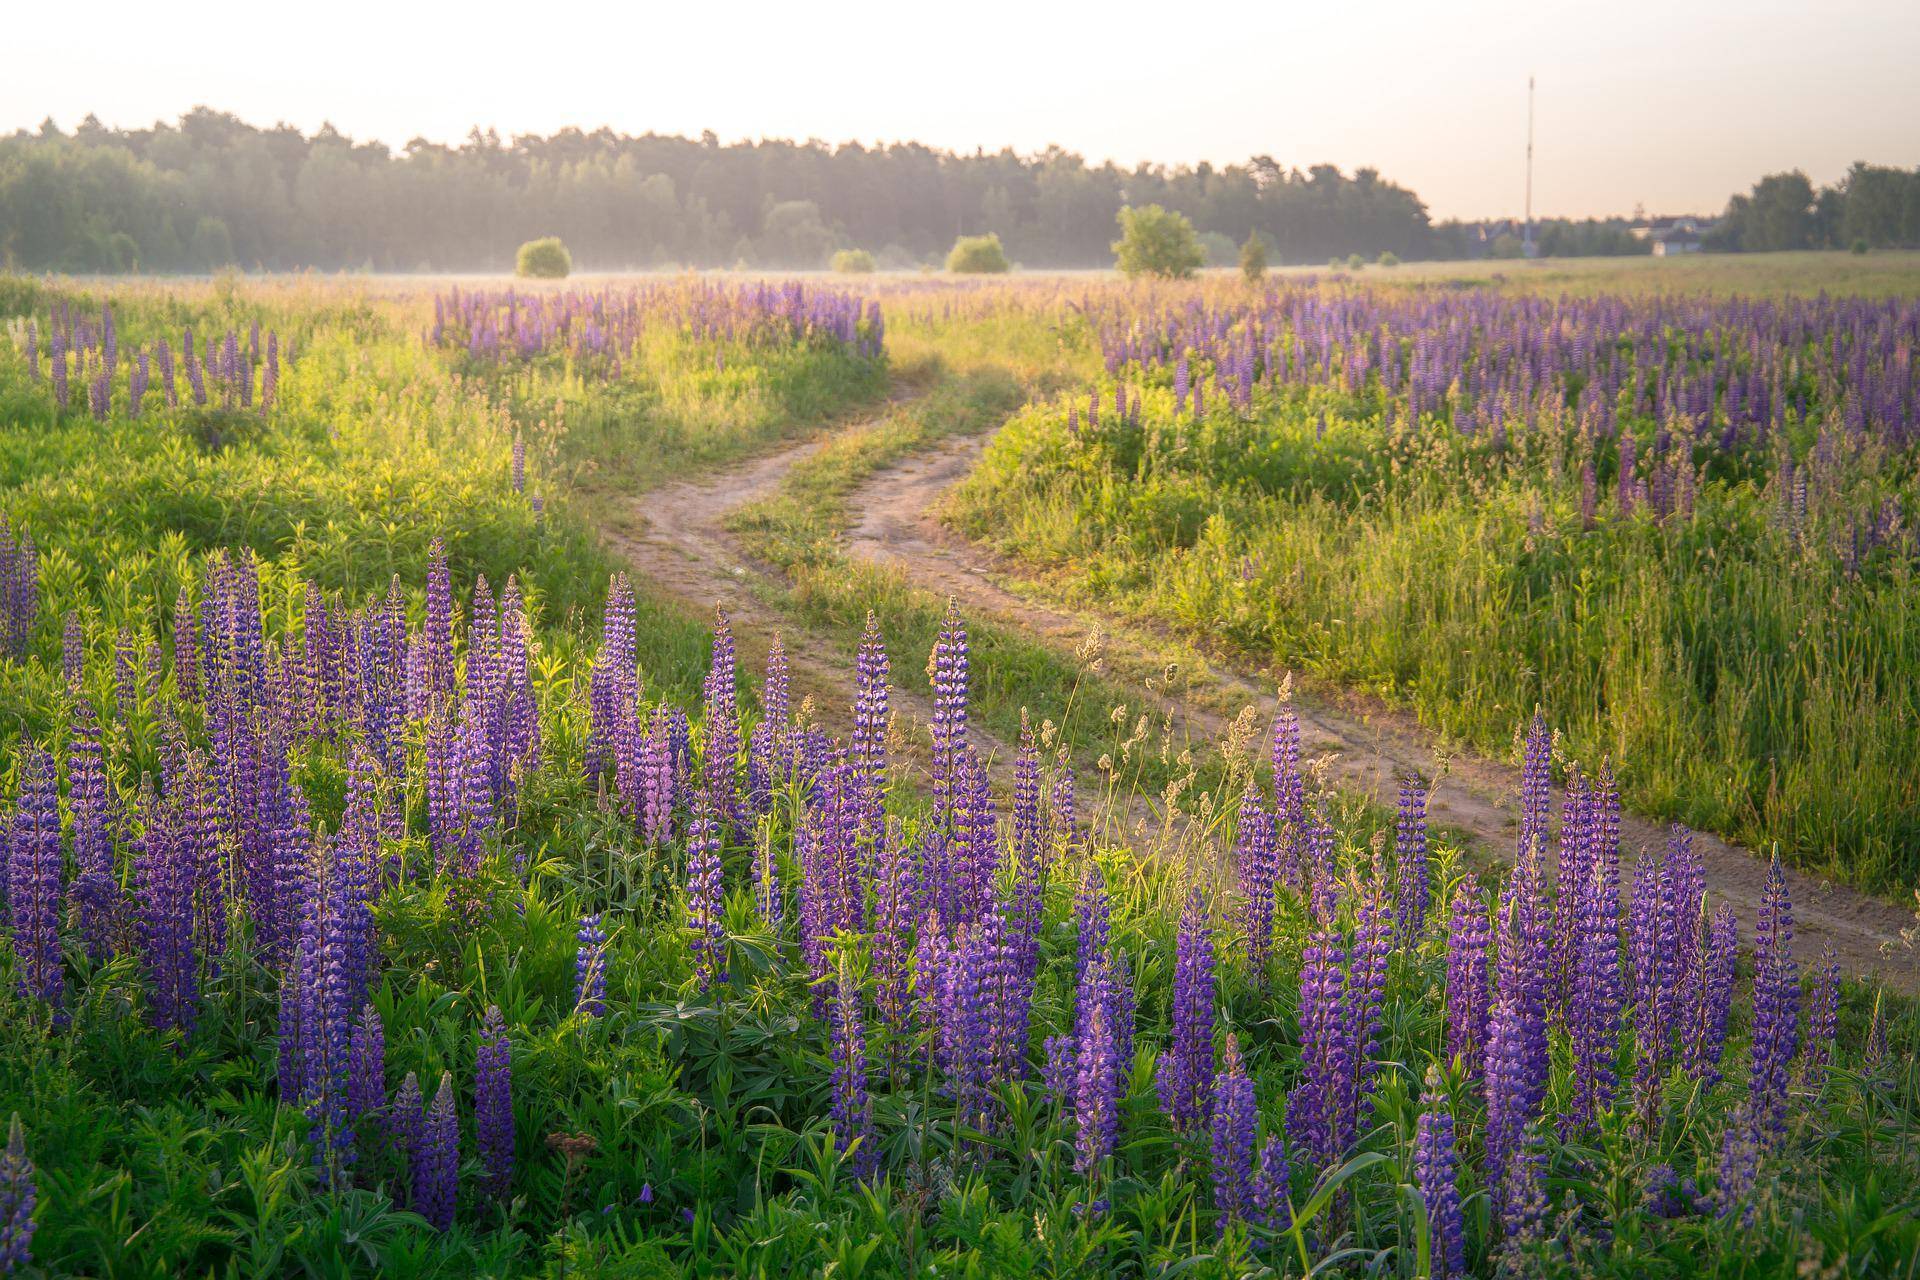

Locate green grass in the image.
[0,273,1915,1278]
[946,281,1920,893]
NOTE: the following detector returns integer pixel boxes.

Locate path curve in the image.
[845,432,1920,992]
[606,406,1920,991]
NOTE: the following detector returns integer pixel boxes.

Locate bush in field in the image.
[831,249,876,274]
[1113,205,1205,279]
[516,237,572,279]
[1851,238,1870,255]
[1347,252,1367,270]
[1239,233,1268,283]
[1378,250,1401,267]
[946,234,1010,274]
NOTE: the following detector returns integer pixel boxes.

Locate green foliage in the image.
[516,237,572,279]
[1238,234,1268,283]
[1377,250,1400,267]
[1112,205,1206,279]
[946,234,1011,274]
[1347,251,1367,270]
[830,248,876,274]
[951,285,1920,889]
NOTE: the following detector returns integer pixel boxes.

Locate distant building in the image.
[1630,215,1712,255]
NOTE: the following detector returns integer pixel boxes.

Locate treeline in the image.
[0,109,1435,273]
[1710,165,1920,252]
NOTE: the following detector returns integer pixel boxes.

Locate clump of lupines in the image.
[0,1116,32,1275]
[429,280,883,371]
[0,532,1892,1266]
[476,1005,514,1198]
[23,304,290,422]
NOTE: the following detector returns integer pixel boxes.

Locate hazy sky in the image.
[10,0,1918,220]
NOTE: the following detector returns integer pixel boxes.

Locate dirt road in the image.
[610,406,1920,991]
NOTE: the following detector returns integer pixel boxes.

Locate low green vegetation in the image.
[947,233,1012,274]
[1113,204,1206,280]
[514,237,572,279]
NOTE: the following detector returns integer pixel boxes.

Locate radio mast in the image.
[1524,75,1536,258]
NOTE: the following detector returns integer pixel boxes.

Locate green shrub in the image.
[831,249,876,274]
[1239,234,1268,283]
[516,237,572,279]
[1347,252,1367,270]
[1112,205,1205,279]
[1850,238,1870,255]
[1377,250,1401,267]
[946,234,1011,274]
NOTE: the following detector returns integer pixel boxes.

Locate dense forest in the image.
[0,109,1433,272]
[2,110,1915,273]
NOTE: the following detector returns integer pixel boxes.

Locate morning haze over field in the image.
[0,6,1917,1278]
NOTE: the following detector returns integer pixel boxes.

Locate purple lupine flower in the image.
[1443,879,1491,1081]
[1344,878,1394,1135]
[347,1003,386,1131]
[1252,1134,1293,1232]
[1414,1068,1464,1278]
[1486,794,1552,1223]
[1289,925,1352,1170]
[701,612,744,834]
[852,612,889,837]
[1209,1034,1257,1233]
[60,613,82,688]
[929,601,970,828]
[134,774,199,1033]
[1567,830,1623,1134]
[587,575,636,781]
[422,538,457,713]
[6,748,64,1012]
[872,823,914,1047]
[747,635,792,814]
[686,792,727,991]
[1394,777,1430,943]
[1008,725,1047,984]
[1713,1102,1761,1226]
[476,1005,513,1198]
[1748,855,1798,1148]
[393,1071,424,1201]
[1687,904,1738,1085]
[1073,998,1119,1177]
[1235,792,1277,973]
[66,699,118,960]
[1157,889,1216,1132]
[416,1072,459,1231]
[1042,1034,1076,1109]
[829,971,875,1177]
[0,1116,33,1275]
[574,913,608,1017]
[1801,944,1840,1088]
[1050,760,1077,854]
